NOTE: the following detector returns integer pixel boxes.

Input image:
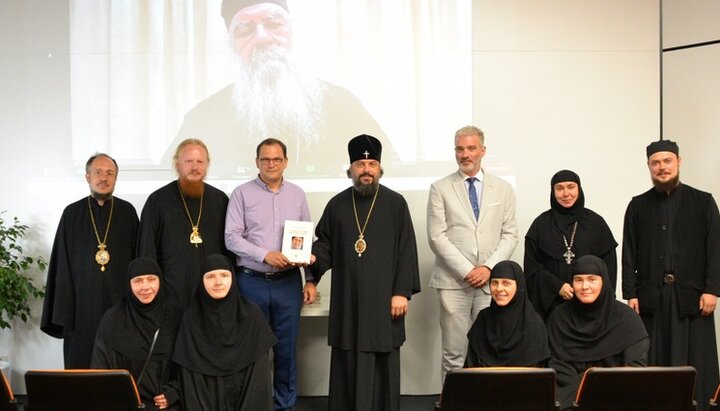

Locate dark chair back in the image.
[574,366,697,411]
[0,370,18,411]
[435,367,560,411]
[25,369,144,411]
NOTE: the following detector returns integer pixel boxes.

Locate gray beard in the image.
[353,180,379,196]
[231,46,325,151]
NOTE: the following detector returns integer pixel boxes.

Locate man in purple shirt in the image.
[225,138,317,411]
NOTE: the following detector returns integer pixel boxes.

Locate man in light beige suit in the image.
[427,125,518,381]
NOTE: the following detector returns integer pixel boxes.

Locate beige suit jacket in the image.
[427,170,518,289]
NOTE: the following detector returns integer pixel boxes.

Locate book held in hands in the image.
[282,220,313,264]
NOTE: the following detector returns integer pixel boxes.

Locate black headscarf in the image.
[550,170,585,227]
[172,254,276,376]
[466,261,549,366]
[547,255,647,362]
[95,257,179,361]
[527,170,616,277]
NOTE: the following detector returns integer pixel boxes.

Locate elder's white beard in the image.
[232,45,325,151]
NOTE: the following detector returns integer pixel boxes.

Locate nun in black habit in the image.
[465,260,549,368]
[91,257,181,410]
[548,255,648,410]
[167,254,277,411]
[524,170,617,321]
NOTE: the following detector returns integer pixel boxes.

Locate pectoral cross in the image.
[563,249,575,265]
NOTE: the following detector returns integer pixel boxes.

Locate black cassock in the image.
[91,255,181,411]
[313,185,421,411]
[41,196,138,368]
[167,255,277,411]
[524,208,617,320]
[548,255,648,410]
[623,183,720,409]
[137,181,229,309]
[91,305,181,410]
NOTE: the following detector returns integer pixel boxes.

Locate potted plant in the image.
[0,212,46,330]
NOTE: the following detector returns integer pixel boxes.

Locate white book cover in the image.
[282,220,313,263]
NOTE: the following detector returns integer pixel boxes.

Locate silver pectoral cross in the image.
[563,249,575,265]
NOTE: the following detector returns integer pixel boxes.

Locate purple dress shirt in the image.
[225,176,313,279]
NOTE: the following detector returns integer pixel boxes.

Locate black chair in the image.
[573,366,697,410]
[709,383,720,410]
[25,369,144,411]
[0,369,18,411]
[435,367,560,411]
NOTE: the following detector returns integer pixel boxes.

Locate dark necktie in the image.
[467,177,479,220]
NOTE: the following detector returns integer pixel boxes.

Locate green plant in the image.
[0,212,46,329]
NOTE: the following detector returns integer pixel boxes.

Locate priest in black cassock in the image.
[137,139,231,310]
[622,139,720,409]
[312,134,421,411]
[41,153,139,368]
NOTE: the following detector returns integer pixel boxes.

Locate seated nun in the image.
[465,260,550,368]
[547,255,648,410]
[167,254,277,411]
[91,257,181,410]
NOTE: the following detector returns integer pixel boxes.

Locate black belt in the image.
[238,266,299,281]
[663,273,676,285]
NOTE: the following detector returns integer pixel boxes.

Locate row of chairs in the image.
[3,366,720,410]
[1,369,143,411]
[436,366,720,411]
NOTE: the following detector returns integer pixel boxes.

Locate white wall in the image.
[662,0,720,365]
[0,0,661,395]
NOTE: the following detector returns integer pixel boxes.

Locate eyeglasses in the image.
[258,157,285,165]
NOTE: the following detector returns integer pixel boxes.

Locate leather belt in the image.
[238,266,298,281]
[663,273,676,285]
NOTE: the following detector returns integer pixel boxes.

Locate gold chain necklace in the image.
[178,182,204,247]
[88,196,114,271]
[351,187,379,257]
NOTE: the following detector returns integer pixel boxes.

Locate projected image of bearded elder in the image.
[163,0,394,178]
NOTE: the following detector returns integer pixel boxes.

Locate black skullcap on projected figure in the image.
[310,133,420,411]
[623,138,720,408]
[221,0,288,28]
[164,1,397,178]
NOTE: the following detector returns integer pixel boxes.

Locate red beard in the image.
[179,178,205,198]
